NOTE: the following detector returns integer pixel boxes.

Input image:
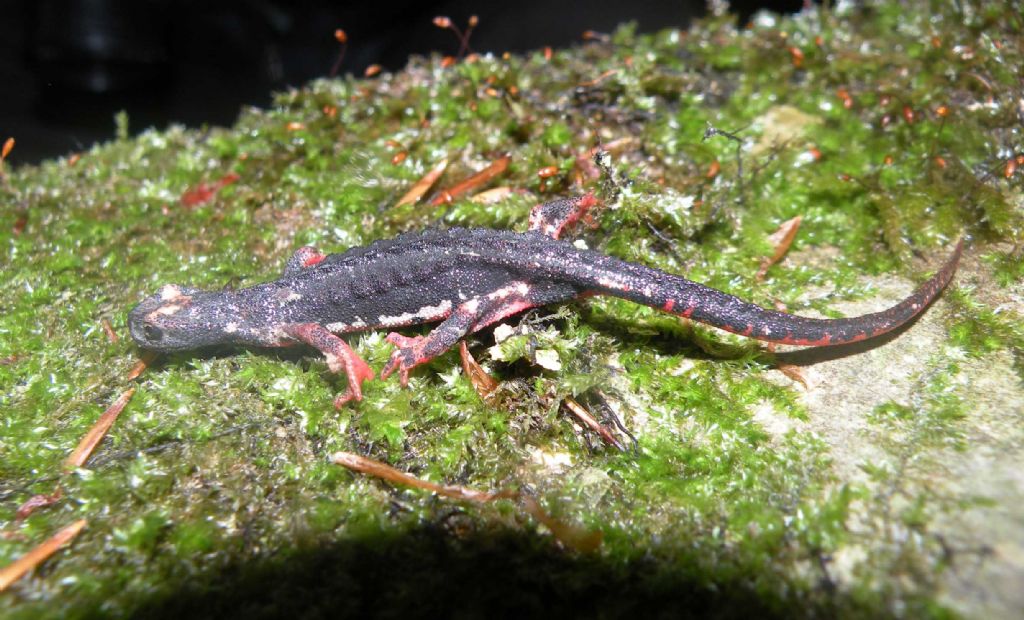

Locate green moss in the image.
[983,246,1024,287]
[946,288,1024,376]
[2,1,1021,617]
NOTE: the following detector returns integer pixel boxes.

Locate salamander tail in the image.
[575,238,964,347]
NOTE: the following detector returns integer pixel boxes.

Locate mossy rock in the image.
[2,2,1022,618]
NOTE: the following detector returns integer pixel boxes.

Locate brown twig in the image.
[126,352,156,381]
[459,341,499,398]
[429,156,510,206]
[517,494,602,553]
[331,452,601,551]
[64,388,136,469]
[332,451,503,503]
[777,363,810,388]
[15,487,63,521]
[562,397,625,451]
[101,318,119,343]
[395,158,449,207]
[577,69,618,88]
[0,520,87,591]
[460,334,627,450]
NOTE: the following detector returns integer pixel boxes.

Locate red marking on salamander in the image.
[775,333,836,346]
[477,300,538,329]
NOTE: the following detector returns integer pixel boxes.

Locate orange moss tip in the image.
[788,46,804,67]
[836,88,853,109]
[581,30,609,43]
[706,160,721,179]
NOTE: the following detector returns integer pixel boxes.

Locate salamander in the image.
[128,193,963,407]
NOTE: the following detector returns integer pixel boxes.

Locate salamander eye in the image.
[143,324,164,342]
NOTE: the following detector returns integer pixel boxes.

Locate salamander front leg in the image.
[283,323,375,408]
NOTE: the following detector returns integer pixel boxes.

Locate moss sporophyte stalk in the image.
[2,2,1022,618]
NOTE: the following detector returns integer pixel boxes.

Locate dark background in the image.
[0,0,804,166]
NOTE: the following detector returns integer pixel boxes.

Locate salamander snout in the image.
[128,284,223,352]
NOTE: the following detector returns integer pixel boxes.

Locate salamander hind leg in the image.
[283,323,375,408]
[528,193,598,239]
[381,281,560,387]
[380,298,488,388]
[282,246,326,276]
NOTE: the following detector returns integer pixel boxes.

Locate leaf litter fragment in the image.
[756,216,802,281]
[429,155,510,206]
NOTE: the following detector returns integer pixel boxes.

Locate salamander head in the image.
[129,284,242,352]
